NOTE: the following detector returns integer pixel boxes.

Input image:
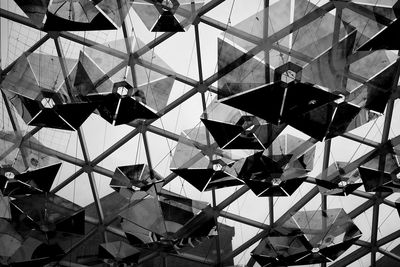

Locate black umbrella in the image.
[252,208,362,266]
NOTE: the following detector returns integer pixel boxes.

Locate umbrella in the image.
[220,80,340,125]
[93,0,130,27]
[8,237,64,266]
[14,92,97,131]
[1,53,75,102]
[286,100,361,141]
[316,161,362,196]
[170,125,244,192]
[86,81,159,126]
[0,131,59,174]
[98,241,140,265]
[0,163,61,196]
[10,193,85,236]
[233,151,308,197]
[84,37,176,113]
[110,164,164,197]
[217,38,273,99]
[132,0,205,32]
[15,0,117,31]
[120,190,211,242]
[252,208,362,266]
[201,100,286,150]
[232,134,315,197]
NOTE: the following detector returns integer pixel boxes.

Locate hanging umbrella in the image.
[10,193,85,236]
[98,241,140,265]
[217,37,273,99]
[132,0,205,32]
[120,190,211,241]
[316,161,362,196]
[14,92,97,131]
[93,0,130,27]
[8,237,64,266]
[232,134,315,197]
[1,53,76,102]
[0,130,59,174]
[233,151,308,197]
[201,100,286,150]
[86,81,159,126]
[15,0,117,31]
[357,151,399,192]
[221,80,340,125]
[286,100,361,141]
[1,163,61,196]
[170,125,244,192]
[110,164,164,197]
[252,208,362,266]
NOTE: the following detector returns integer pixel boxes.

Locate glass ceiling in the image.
[1,0,400,266]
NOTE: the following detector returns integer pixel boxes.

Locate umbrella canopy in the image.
[132,0,205,32]
[98,241,140,265]
[252,208,362,266]
[0,130,60,175]
[201,100,286,150]
[85,80,159,125]
[220,80,340,126]
[316,161,362,196]
[170,125,244,192]
[13,92,97,131]
[110,164,164,197]
[233,151,308,197]
[15,0,116,31]
[1,163,61,196]
[119,190,210,241]
[10,193,85,236]
[232,134,315,197]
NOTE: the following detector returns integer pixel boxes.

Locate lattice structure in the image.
[1,1,400,267]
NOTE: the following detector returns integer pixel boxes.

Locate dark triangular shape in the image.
[115,97,158,125]
[43,10,116,31]
[151,10,184,32]
[172,168,214,192]
[221,82,286,125]
[55,102,97,129]
[16,162,61,192]
[201,118,243,148]
[29,109,74,130]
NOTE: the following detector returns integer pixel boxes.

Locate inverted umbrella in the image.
[0,131,59,173]
[221,80,340,125]
[110,164,164,197]
[170,125,244,192]
[13,92,97,131]
[86,81,159,126]
[233,151,308,197]
[316,161,362,196]
[132,0,205,32]
[201,100,285,150]
[15,0,116,31]
[252,208,362,266]
[120,190,212,242]
[0,163,61,196]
